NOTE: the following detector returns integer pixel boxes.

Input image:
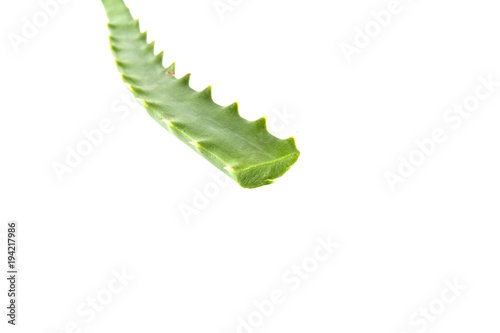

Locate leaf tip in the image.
[226,101,240,115]
[162,118,174,127]
[189,141,201,148]
[136,98,148,107]
[286,136,298,147]
[139,31,148,42]
[253,116,267,130]
[179,73,191,85]
[125,83,134,92]
[165,62,176,76]
[200,84,213,99]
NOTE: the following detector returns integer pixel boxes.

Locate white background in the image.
[1,0,500,332]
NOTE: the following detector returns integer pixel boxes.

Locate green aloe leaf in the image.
[101,0,300,188]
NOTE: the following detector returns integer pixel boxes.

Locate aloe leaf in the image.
[101,0,300,188]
